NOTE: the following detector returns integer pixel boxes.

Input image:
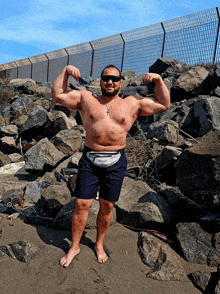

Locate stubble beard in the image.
[101,88,119,97]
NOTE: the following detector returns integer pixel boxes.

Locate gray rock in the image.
[171,66,209,102]
[188,272,212,292]
[193,96,220,137]
[121,70,136,80]
[154,146,182,171]
[10,78,36,95]
[45,111,77,138]
[138,232,187,281]
[23,182,41,204]
[193,64,220,96]
[208,232,220,267]
[121,86,137,98]
[24,138,65,173]
[10,96,33,116]
[115,177,173,228]
[147,120,179,144]
[41,184,72,206]
[70,152,83,166]
[50,129,82,156]
[0,151,11,166]
[0,241,38,262]
[13,114,28,127]
[19,105,49,138]
[176,222,212,265]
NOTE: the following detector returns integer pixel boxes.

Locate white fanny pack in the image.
[86,151,121,168]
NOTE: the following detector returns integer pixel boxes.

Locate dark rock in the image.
[10,96,33,118]
[171,66,208,102]
[0,241,38,262]
[44,111,77,138]
[193,96,220,137]
[176,222,212,265]
[19,105,49,139]
[149,58,190,76]
[176,130,220,208]
[193,64,220,96]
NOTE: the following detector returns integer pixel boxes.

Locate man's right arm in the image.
[51,65,82,110]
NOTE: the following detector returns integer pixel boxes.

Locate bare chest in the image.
[82,99,128,126]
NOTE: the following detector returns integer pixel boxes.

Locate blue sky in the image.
[0,0,219,65]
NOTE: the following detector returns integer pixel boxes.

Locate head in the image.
[100,65,122,97]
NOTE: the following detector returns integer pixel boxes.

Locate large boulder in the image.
[10,78,36,95]
[176,222,213,265]
[24,138,66,173]
[171,66,209,102]
[50,129,82,156]
[149,58,190,76]
[193,96,220,137]
[19,105,49,138]
[44,111,77,138]
[193,64,220,96]
[138,232,187,281]
[146,120,179,145]
[176,130,220,208]
[115,177,173,228]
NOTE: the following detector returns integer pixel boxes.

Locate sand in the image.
[0,212,209,294]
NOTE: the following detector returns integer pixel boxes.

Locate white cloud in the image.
[0,0,163,50]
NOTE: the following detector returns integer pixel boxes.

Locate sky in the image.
[0,0,220,65]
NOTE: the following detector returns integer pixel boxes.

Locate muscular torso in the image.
[78,91,139,151]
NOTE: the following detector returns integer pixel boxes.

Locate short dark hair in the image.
[101,64,122,78]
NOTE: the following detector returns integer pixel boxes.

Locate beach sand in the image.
[0,212,209,294]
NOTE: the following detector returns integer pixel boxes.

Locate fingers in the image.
[142,73,160,83]
[66,65,80,81]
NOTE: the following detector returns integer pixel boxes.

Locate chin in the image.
[101,89,118,97]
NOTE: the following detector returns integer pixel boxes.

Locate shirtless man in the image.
[52,64,170,267]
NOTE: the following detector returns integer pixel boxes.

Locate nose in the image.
[107,79,113,84]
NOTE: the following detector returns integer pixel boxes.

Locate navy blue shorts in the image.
[75,146,127,202]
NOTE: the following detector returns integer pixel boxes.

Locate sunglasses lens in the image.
[102,75,120,82]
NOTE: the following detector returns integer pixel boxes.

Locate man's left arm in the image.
[137,73,170,116]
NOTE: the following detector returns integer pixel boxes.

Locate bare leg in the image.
[60,198,93,268]
[94,197,115,263]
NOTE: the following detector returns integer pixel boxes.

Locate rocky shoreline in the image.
[1,57,220,293]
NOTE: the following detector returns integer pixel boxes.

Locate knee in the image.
[75,199,93,213]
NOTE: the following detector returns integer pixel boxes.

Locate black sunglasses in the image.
[101,75,121,82]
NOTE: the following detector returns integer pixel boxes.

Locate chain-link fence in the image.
[1,7,220,83]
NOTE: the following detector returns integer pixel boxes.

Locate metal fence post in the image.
[120,33,125,72]
[213,7,220,64]
[161,22,166,58]
[89,42,94,77]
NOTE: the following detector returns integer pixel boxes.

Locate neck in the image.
[101,94,118,102]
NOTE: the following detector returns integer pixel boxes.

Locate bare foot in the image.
[60,248,80,268]
[94,245,108,263]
